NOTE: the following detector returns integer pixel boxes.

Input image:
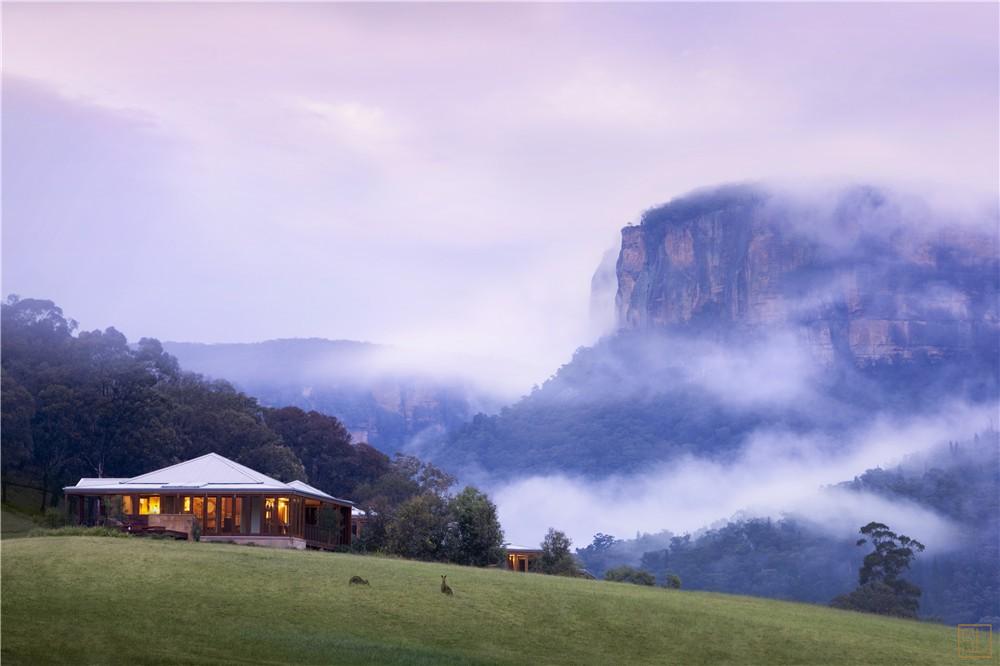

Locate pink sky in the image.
[3,2,997,394]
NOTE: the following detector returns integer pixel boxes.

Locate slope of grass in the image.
[1,537,978,665]
[1,506,39,539]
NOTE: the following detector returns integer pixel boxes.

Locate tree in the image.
[830,522,925,618]
[237,443,306,483]
[1,370,34,502]
[385,493,450,561]
[604,565,656,586]
[352,496,392,553]
[30,385,82,511]
[590,533,618,551]
[855,522,926,587]
[539,528,579,576]
[354,453,454,507]
[264,407,356,492]
[134,337,180,382]
[446,486,505,566]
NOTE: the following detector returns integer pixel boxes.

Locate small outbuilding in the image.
[505,544,543,572]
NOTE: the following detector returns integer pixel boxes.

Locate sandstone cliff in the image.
[614,185,999,365]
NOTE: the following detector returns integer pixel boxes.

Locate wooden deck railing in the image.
[304,525,342,546]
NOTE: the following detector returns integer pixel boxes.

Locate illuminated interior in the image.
[138,496,160,515]
[220,496,242,532]
[205,496,217,532]
[84,491,345,542]
[263,497,290,534]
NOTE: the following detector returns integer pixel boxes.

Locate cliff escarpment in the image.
[615,185,999,365]
[441,184,998,478]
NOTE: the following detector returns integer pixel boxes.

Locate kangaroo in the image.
[349,575,369,586]
[440,575,453,595]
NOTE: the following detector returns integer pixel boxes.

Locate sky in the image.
[3,2,998,394]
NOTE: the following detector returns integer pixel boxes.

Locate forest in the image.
[442,329,998,478]
[575,434,999,625]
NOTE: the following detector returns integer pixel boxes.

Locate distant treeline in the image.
[575,434,1000,624]
[162,339,491,455]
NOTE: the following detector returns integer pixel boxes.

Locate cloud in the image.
[295,98,402,156]
[490,402,994,549]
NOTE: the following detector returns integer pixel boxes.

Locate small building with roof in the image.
[63,452,354,550]
[505,544,543,572]
[350,506,369,539]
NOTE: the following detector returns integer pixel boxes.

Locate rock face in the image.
[614,185,999,365]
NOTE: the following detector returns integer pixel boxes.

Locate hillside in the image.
[572,434,999,625]
[1,537,971,665]
[164,339,500,453]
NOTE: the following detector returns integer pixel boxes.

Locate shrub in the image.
[37,507,68,528]
[604,565,656,586]
[664,573,682,589]
[830,581,920,619]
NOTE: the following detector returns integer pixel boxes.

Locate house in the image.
[63,453,354,550]
[506,544,543,572]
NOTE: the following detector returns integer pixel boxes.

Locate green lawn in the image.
[1,537,981,665]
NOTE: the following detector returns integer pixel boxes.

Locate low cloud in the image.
[491,402,993,550]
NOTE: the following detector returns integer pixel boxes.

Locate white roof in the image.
[286,479,353,505]
[76,478,129,488]
[506,543,543,552]
[64,452,352,505]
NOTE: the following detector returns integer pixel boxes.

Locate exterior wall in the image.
[201,535,307,550]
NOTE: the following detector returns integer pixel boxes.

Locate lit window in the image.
[265,498,275,520]
[138,496,161,515]
[122,496,134,515]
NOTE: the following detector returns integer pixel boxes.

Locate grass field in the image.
[1,536,983,665]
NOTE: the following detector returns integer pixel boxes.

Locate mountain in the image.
[615,184,998,365]
[439,185,999,477]
[163,338,501,454]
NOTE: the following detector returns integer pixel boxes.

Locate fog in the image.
[3,3,998,395]
[491,403,994,549]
